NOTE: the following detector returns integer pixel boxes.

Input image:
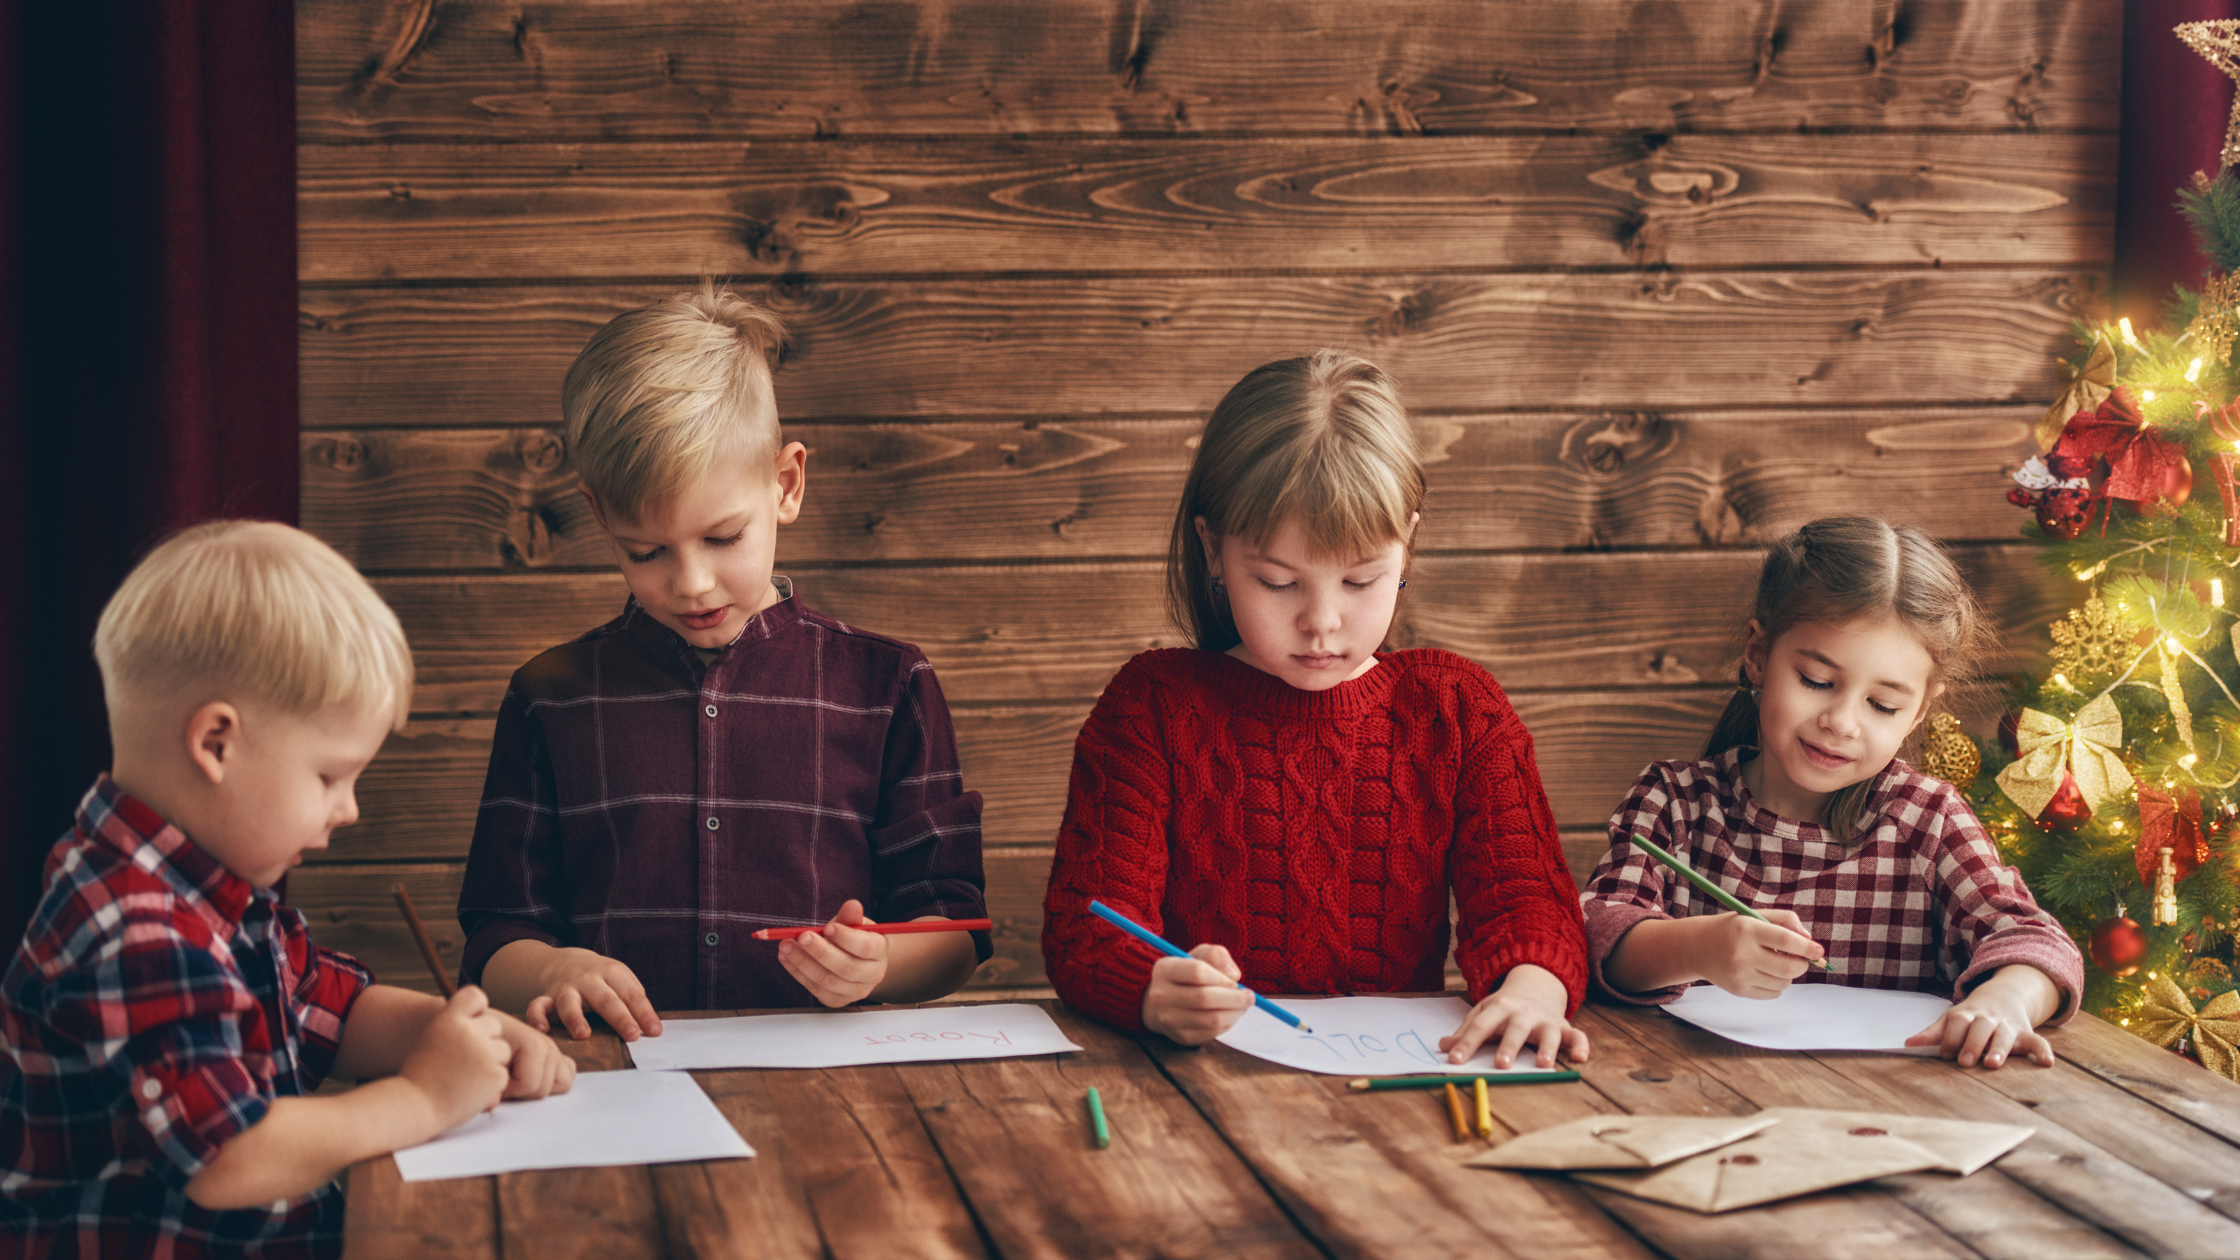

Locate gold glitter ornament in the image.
[1920,713,1981,788]
[2189,271,2240,366]
[2161,637,2200,755]
[2048,595,2139,684]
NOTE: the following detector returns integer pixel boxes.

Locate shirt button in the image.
[704,704,718,718]
[704,932,720,947]
[141,1079,162,1101]
[706,816,720,831]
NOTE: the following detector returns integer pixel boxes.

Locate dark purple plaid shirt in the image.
[457,579,989,1011]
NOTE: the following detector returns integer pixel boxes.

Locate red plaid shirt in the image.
[0,777,371,1259]
[1581,748,2083,1017]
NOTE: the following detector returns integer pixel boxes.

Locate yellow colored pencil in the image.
[1443,1082,1470,1143]
[1473,1077,1493,1140]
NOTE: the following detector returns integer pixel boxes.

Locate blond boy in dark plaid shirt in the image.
[460,287,990,1040]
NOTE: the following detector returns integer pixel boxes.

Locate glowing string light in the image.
[2121,317,2143,349]
[2145,389,2159,402]
[2215,579,2226,608]
[2189,357,2206,383]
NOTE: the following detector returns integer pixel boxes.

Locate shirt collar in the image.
[77,774,260,930]
[621,575,803,674]
[1717,745,1904,844]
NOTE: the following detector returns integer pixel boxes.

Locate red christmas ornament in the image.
[2137,783,2212,887]
[2204,402,2240,545]
[2038,770,2092,830]
[2089,916,2148,976]
[2054,390,2193,519]
[2034,486,2093,540]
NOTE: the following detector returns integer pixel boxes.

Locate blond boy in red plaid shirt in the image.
[0,523,573,1258]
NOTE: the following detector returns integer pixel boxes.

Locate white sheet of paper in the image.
[1665,982,1954,1053]
[624,1002,1083,1071]
[1215,995,1565,1076]
[393,1069,752,1182]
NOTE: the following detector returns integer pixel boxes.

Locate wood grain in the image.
[298,273,2100,428]
[343,1154,499,1260]
[1147,1038,1656,1258]
[892,1005,1317,1259]
[296,0,2119,141]
[303,409,2048,570]
[363,547,2058,713]
[1592,1007,2240,1258]
[2054,1012,2240,1147]
[299,134,2113,282]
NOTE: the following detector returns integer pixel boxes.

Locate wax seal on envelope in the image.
[1466,1113,1782,1171]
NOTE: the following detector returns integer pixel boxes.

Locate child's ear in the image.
[185,701,242,787]
[1909,680,1947,733]
[1740,618,1769,686]
[575,480,608,531]
[1193,515,1223,577]
[772,440,808,525]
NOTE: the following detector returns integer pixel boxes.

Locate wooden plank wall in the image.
[291,0,2115,996]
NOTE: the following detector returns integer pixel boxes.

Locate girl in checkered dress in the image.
[1582,517,2084,1070]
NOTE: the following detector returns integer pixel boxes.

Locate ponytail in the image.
[1701,674,1760,760]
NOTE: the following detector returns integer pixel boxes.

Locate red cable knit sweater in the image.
[1041,647,1587,1033]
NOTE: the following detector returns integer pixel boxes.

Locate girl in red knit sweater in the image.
[1040,352,1591,1068]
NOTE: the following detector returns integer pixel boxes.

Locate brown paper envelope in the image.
[1464,1112,1783,1171]
[1753,1108,2034,1176]
[1574,1114,1942,1213]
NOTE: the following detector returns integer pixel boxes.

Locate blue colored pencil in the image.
[1087,899,1313,1032]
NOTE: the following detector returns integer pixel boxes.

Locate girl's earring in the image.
[1397,578,1408,589]
[1211,575,1226,597]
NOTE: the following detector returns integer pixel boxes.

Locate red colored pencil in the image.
[751,918,992,941]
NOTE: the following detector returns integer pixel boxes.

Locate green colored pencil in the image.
[1086,1086,1110,1149]
[1625,833,1832,971]
[1346,1072,1579,1091]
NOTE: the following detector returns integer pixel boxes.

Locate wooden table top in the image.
[345,999,2240,1260]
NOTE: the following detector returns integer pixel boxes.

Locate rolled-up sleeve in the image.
[1581,767,1691,1005]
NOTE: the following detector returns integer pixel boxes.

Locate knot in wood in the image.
[516,431,565,473]
[318,437,367,473]
[1626,1068,1671,1083]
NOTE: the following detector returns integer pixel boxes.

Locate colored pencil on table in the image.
[750,918,992,941]
[1443,1082,1471,1143]
[1624,833,1833,971]
[1346,1072,1581,1091]
[1086,900,1313,1032]
[1086,1087,1111,1149]
[391,885,458,998]
[1474,1077,1493,1140]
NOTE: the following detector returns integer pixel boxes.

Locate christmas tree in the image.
[1963,21,2240,1079]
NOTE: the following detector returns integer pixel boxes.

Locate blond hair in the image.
[561,283,787,524]
[94,521,413,729]
[1167,351,1425,651]
[1705,516,1987,838]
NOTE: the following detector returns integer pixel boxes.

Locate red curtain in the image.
[0,3,299,946]
[2114,0,2240,325]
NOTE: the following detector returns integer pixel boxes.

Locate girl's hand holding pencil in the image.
[1141,943,1257,1044]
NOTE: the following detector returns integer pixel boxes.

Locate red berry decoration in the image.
[2089,916,2147,976]
[2034,487,2094,541]
[2037,769,2092,830]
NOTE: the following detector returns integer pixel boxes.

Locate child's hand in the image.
[778,899,890,1007]
[399,987,514,1132]
[1694,910,1825,999]
[1439,964,1588,1067]
[1139,944,1253,1045]
[1904,966,2060,1069]
[523,947,663,1042]
[492,1011,578,1100]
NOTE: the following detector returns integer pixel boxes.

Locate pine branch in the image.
[2178,169,2240,273]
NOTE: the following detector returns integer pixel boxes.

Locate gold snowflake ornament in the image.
[2049,595,2139,684]
[2191,272,2240,366]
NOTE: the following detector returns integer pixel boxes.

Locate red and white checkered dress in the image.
[1581,747,2084,1017]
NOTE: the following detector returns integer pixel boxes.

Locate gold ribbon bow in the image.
[2134,973,2240,1081]
[1994,694,2134,818]
[2038,338,2114,451]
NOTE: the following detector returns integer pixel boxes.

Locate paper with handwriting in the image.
[625,1002,1083,1071]
[1665,982,1952,1053]
[394,1069,751,1182]
[1216,995,1571,1076]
